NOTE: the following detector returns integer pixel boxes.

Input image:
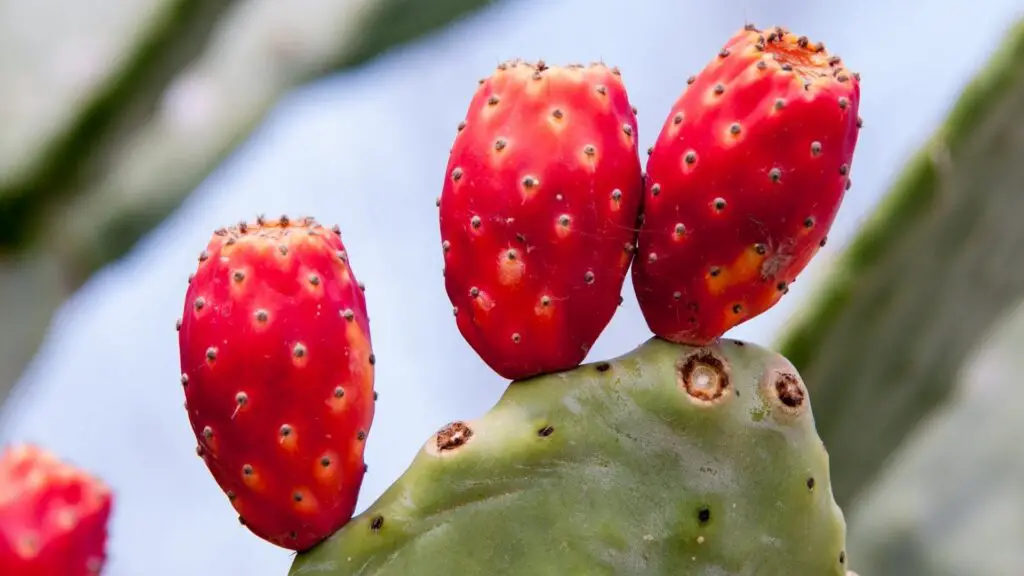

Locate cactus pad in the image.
[290,338,847,575]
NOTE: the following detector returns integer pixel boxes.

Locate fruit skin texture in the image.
[290,338,848,575]
[439,59,644,381]
[0,444,113,576]
[178,216,375,551]
[633,25,862,345]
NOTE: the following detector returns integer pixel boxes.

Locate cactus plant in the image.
[158,22,863,576]
[289,338,849,575]
[1,4,1020,573]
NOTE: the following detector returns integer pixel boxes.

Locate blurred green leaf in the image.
[0,0,240,249]
[848,304,1024,576]
[0,0,510,408]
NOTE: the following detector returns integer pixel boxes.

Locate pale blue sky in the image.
[2,0,1021,574]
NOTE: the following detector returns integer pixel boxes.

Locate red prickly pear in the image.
[440,59,644,381]
[633,25,862,345]
[177,216,375,551]
[0,444,113,576]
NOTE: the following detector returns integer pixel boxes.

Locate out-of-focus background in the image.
[1,0,1022,574]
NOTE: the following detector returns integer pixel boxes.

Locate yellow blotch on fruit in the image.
[498,249,525,285]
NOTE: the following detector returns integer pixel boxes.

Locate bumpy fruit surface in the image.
[439,59,644,380]
[290,338,848,575]
[633,24,862,345]
[178,216,375,551]
[0,444,112,576]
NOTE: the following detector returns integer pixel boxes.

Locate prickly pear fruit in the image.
[177,216,375,551]
[290,338,848,575]
[439,59,644,381]
[633,24,862,345]
[0,444,113,576]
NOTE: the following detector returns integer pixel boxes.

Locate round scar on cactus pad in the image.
[289,338,848,575]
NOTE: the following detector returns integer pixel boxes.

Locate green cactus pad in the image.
[290,338,847,576]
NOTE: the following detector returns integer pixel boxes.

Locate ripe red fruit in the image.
[0,444,113,576]
[439,60,644,380]
[633,25,862,344]
[178,216,375,551]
